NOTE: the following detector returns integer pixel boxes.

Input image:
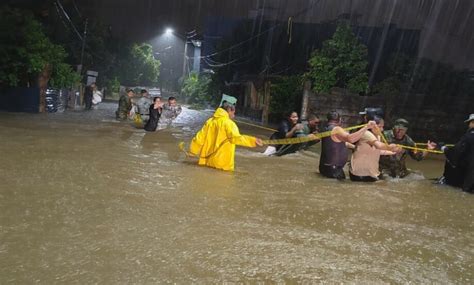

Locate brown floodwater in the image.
[0,103,472,283]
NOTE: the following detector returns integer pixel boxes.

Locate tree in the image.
[0,7,79,88]
[0,7,79,111]
[181,72,212,105]
[306,23,369,94]
[118,43,161,86]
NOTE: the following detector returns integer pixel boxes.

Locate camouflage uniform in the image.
[136,96,153,121]
[115,94,132,120]
[379,130,424,178]
[162,103,182,122]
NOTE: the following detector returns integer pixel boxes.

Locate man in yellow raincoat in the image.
[189,101,263,171]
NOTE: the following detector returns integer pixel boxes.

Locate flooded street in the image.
[0,103,472,283]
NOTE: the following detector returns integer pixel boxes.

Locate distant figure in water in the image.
[162,96,182,123]
[319,110,377,180]
[144,97,163,132]
[438,114,474,193]
[116,89,134,120]
[189,100,263,171]
[136,89,153,122]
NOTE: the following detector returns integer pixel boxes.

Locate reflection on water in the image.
[0,103,472,283]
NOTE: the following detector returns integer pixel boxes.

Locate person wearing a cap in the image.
[379,118,436,178]
[359,107,384,124]
[116,89,134,120]
[319,110,377,180]
[189,100,263,171]
[438,114,474,193]
[136,89,153,123]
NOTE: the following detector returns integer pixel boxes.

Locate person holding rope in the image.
[438,114,474,193]
[263,111,304,156]
[189,100,263,171]
[319,110,377,180]
[379,118,436,178]
[349,116,399,182]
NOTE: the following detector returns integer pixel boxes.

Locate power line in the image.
[189,0,322,61]
[55,0,83,41]
[54,0,104,61]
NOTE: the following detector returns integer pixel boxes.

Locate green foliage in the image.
[270,75,303,117]
[119,43,161,86]
[306,23,369,94]
[49,62,81,88]
[0,7,79,88]
[181,72,212,104]
[106,77,121,93]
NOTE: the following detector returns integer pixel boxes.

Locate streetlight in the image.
[165,28,174,36]
[164,27,193,79]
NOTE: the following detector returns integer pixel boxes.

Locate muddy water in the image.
[0,103,472,283]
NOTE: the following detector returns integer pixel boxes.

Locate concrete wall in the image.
[307,88,473,143]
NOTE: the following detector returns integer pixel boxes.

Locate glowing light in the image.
[165,28,174,36]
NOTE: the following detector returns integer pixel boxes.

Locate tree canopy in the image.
[306,23,369,94]
[0,7,79,88]
[116,43,161,87]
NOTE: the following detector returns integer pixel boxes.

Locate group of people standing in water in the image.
[115,88,182,131]
[188,97,473,193]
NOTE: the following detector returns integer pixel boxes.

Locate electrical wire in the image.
[189,0,322,61]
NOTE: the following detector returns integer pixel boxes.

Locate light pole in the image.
[164,28,196,79]
[182,38,188,79]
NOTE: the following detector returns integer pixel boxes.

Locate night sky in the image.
[5,0,474,70]
[71,0,474,70]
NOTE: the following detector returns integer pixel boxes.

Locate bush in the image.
[181,72,212,105]
[306,23,369,94]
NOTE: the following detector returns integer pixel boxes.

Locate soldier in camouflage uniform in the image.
[379,118,436,178]
[162,96,182,123]
[136,89,153,122]
[115,89,134,120]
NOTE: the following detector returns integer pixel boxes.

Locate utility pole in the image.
[182,37,188,79]
[79,18,88,74]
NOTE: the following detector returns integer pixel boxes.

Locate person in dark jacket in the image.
[84,82,95,110]
[144,97,163,132]
[439,114,474,193]
[319,111,376,180]
[262,111,304,156]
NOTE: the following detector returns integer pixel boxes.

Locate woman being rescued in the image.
[189,100,263,171]
[349,115,399,182]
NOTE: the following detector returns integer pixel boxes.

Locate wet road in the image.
[0,103,472,283]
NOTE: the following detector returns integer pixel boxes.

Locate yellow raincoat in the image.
[189,108,257,171]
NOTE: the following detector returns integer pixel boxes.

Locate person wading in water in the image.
[319,110,377,180]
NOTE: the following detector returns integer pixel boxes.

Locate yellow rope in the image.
[261,124,368,145]
[396,144,444,154]
[416,142,454,147]
[235,120,277,132]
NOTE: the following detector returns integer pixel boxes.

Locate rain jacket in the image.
[189,108,257,171]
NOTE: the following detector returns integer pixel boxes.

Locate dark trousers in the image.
[84,95,92,110]
[349,172,378,182]
[319,164,346,180]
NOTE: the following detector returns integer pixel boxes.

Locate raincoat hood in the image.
[213,107,229,119]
